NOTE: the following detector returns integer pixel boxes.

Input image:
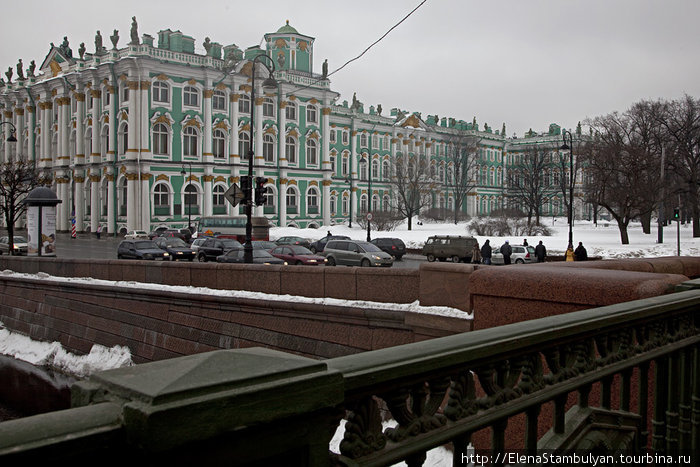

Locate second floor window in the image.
[239,95,250,114]
[212,90,226,111]
[153,123,169,155]
[183,86,199,107]
[153,81,169,103]
[263,98,275,118]
[183,126,198,157]
[213,129,225,159]
[285,102,296,120]
[306,105,317,124]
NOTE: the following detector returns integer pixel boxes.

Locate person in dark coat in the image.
[534,240,547,262]
[500,240,512,265]
[480,239,492,265]
[574,242,588,261]
[523,239,528,246]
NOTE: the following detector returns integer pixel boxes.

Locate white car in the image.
[124,230,150,240]
[491,244,536,265]
[0,235,28,255]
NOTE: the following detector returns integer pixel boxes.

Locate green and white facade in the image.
[0,20,585,234]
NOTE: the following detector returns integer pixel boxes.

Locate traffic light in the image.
[240,175,251,203]
[673,207,680,220]
[254,177,267,206]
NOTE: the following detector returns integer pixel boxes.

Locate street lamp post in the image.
[360,155,372,242]
[560,130,574,251]
[244,55,277,264]
[344,176,352,228]
[180,162,193,232]
[0,121,18,144]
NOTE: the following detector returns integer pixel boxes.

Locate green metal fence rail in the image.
[1,288,698,466]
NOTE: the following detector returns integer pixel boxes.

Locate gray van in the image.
[323,239,393,267]
[421,235,479,263]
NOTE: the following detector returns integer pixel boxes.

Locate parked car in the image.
[161,229,192,243]
[196,237,242,262]
[252,240,278,251]
[190,237,208,253]
[308,235,350,254]
[491,244,536,265]
[370,237,407,260]
[269,245,328,266]
[421,235,478,263]
[153,237,196,261]
[148,226,169,239]
[275,236,313,249]
[323,239,393,267]
[0,235,28,255]
[124,230,149,240]
[117,240,169,260]
[216,248,286,265]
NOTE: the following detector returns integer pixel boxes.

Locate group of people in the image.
[470,238,587,265]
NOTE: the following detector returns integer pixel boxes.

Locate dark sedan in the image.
[153,237,196,261]
[117,240,169,260]
[308,235,350,254]
[269,245,328,266]
[196,237,242,262]
[370,237,407,260]
[252,240,278,251]
[216,248,286,265]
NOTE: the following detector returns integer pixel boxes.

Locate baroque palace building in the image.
[0,19,586,234]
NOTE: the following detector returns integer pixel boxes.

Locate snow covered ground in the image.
[273,217,700,259]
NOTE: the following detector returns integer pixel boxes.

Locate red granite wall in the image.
[0,275,471,364]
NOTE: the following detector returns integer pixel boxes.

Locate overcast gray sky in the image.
[2,0,699,137]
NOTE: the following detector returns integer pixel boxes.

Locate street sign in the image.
[366,212,373,221]
[224,183,246,207]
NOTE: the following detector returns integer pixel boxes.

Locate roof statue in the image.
[203,37,212,55]
[95,30,105,55]
[576,121,582,135]
[78,42,86,60]
[322,59,328,79]
[16,59,24,80]
[110,29,119,49]
[28,60,36,77]
[130,17,139,45]
[377,104,382,116]
[351,92,359,110]
[472,116,476,126]
[5,67,12,83]
[276,52,285,69]
[60,36,72,58]
[502,123,506,135]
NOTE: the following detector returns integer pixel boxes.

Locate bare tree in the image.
[656,94,700,237]
[584,110,662,244]
[506,143,559,227]
[389,154,433,230]
[0,160,49,254]
[444,133,480,224]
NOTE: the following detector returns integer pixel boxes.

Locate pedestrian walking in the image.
[480,239,492,265]
[96,224,102,239]
[500,240,512,265]
[534,240,547,262]
[471,242,482,264]
[574,242,588,261]
[565,244,575,262]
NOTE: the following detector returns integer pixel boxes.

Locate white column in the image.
[126,171,137,231]
[107,171,115,234]
[15,108,24,161]
[90,173,100,233]
[140,81,149,160]
[141,174,150,230]
[74,174,85,232]
[27,106,35,163]
[127,80,138,160]
[75,92,85,165]
[230,93,240,177]
[321,104,331,226]
[3,110,11,162]
[91,89,101,163]
[203,88,213,162]
[279,179,287,227]
[254,94,264,217]
[350,124,357,222]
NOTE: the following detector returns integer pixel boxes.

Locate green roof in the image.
[276,20,299,34]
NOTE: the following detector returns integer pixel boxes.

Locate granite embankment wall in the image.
[0,256,697,363]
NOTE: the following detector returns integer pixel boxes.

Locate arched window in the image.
[153,81,169,104]
[342,193,349,215]
[382,160,390,181]
[213,129,226,159]
[371,194,379,212]
[306,104,317,124]
[342,154,349,176]
[153,183,170,215]
[359,157,368,181]
[183,126,199,157]
[264,186,275,211]
[285,102,297,120]
[330,195,336,216]
[239,132,250,160]
[184,184,198,215]
[239,94,250,114]
[213,185,225,212]
[285,136,297,164]
[371,159,379,180]
[383,194,390,212]
[101,126,109,158]
[307,187,319,214]
[286,187,298,214]
[360,194,368,213]
[330,153,336,174]
[118,123,128,156]
[263,134,275,163]
[360,133,368,148]
[153,123,169,155]
[183,86,199,107]
[212,90,226,111]
[85,127,92,157]
[306,139,318,165]
[263,98,275,118]
[118,178,127,216]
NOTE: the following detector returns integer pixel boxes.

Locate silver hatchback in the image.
[323,240,393,267]
[491,244,536,265]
